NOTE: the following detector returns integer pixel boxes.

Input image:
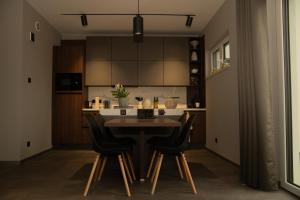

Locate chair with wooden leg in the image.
[146,112,187,179]
[149,114,197,195]
[83,113,136,197]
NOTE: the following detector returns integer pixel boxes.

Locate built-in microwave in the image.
[55,73,82,91]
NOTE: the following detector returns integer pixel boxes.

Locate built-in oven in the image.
[55,73,82,91]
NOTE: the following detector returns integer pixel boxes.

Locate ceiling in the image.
[26,0,225,37]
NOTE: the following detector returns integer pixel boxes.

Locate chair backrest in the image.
[84,113,105,151]
[176,114,197,148]
[169,112,188,140]
[94,114,114,140]
[178,112,188,125]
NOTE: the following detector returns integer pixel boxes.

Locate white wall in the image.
[20,1,60,160]
[0,0,23,161]
[203,0,240,164]
[0,0,61,161]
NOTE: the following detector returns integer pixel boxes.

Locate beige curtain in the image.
[237,0,278,190]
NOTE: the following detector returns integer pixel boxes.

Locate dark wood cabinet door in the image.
[55,41,85,73]
[164,37,189,61]
[112,37,138,61]
[139,37,163,61]
[189,111,206,147]
[112,61,138,86]
[53,94,89,145]
[164,61,189,86]
[139,61,163,86]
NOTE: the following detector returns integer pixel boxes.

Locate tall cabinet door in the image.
[138,37,164,86]
[85,37,111,86]
[55,41,85,73]
[163,38,189,86]
[111,37,138,85]
[53,94,84,145]
[52,40,89,146]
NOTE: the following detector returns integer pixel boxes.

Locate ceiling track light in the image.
[186,15,193,27]
[133,0,143,42]
[80,14,88,27]
[133,15,143,42]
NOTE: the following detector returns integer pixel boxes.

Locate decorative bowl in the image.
[164,98,178,109]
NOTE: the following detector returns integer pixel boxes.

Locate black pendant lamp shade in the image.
[133,15,143,42]
[186,15,193,27]
[81,14,88,26]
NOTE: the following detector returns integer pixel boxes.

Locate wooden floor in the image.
[0,149,297,200]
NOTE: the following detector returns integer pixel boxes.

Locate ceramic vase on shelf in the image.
[190,40,199,49]
[118,97,128,108]
[191,51,198,61]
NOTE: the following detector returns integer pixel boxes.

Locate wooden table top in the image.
[104,118,181,128]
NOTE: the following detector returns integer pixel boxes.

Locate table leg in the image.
[139,128,145,182]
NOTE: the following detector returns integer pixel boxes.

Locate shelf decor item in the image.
[111,83,130,108]
[191,51,198,61]
[190,40,199,49]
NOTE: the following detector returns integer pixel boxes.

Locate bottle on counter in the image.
[94,97,101,109]
[153,97,159,109]
[91,99,96,109]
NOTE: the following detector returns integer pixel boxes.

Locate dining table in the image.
[104,117,181,182]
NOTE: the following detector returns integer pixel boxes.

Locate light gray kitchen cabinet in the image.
[86,37,112,85]
[164,37,189,61]
[164,61,189,86]
[85,61,111,86]
[112,37,138,61]
[139,37,163,61]
[138,61,164,86]
[112,61,138,85]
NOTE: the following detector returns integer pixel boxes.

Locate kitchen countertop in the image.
[82,107,206,112]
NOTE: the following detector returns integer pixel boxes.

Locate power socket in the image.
[215,138,218,143]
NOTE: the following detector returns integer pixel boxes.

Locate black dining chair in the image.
[146,112,187,178]
[95,114,136,146]
[149,114,197,195]
[83,113,136,197]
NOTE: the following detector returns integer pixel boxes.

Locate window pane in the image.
[224,42,230,60]
[287,0,300,187]
[212,49,220,71]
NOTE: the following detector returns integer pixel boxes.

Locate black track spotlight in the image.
[133,15,143,42]
[186,15,193,27]
[80,14,88,27]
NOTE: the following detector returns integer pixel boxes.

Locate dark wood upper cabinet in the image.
[112,37,138,61]
[164,37,189,61]
[55,40,85,73]
[139,61,164,86]
[86,37,111,86]
[138,37,163,61]
[164,61,189,86]
[112,61,138,85]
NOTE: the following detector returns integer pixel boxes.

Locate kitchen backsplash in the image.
[88,87,187,105]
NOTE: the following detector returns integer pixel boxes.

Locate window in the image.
[208,37,230,76]
[223,41,230,61]
[212,49,221,71]
[284,0,300,189]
